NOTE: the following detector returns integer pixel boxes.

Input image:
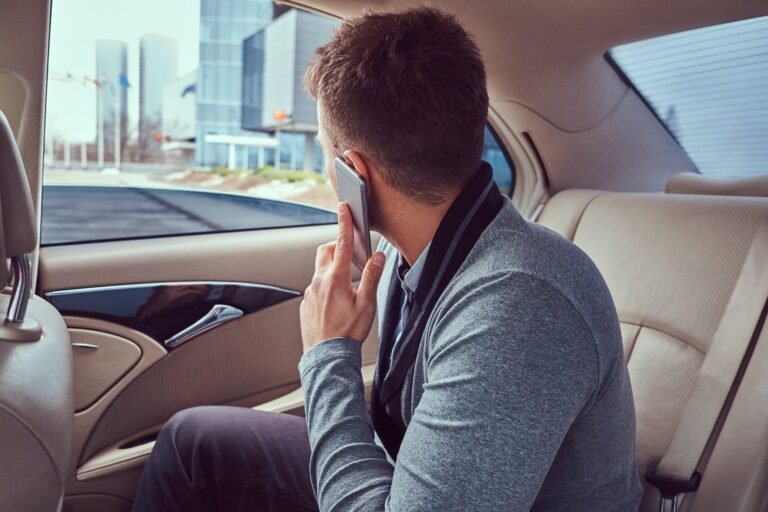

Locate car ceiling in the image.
[281,0,768,131]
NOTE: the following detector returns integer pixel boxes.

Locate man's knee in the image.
[162,406,217,442]
[158,406,284,477]
[157,406,235,464]
[139,407,314,510]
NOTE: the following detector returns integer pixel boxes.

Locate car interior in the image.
[1,0,767,511]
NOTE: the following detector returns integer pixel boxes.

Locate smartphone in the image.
[334,157,372,271]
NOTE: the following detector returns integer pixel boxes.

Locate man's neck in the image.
[380,198,453,266]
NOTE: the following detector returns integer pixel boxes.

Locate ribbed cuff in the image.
[299,337,362,376]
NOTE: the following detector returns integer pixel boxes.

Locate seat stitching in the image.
[571,191,603,241]
[622,324,641,363]
[621,320,706,357]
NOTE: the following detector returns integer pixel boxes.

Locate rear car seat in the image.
[667,172,768,198]
[537,190,768,512]
[0,111,74,511]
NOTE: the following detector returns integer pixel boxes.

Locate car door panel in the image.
[37,225,380,508]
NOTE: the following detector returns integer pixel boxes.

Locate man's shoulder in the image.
[460,202,607,300]
[441,201,621,351]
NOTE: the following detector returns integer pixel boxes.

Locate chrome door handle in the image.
[72,342,99,350]
[165,304,243,349]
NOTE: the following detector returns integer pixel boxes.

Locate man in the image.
[134,7,642,511]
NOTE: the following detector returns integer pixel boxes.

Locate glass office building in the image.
[139,34,179,142]
[242,31,265,133]
[242,9,338,171]
[95,39,128,159]
[196,0,273,167]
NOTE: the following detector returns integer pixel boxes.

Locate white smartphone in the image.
[334,157,372,271]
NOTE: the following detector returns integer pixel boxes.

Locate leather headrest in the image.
[0,111,37,288]
[666,172,768,198]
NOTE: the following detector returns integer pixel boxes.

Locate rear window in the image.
[611,16,768,178]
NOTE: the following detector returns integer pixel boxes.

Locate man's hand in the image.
[300,202,386,353]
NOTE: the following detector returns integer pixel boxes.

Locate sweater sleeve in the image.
[299,272,599,511]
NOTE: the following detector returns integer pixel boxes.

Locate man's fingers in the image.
[357,252,386,306]
[315,242,335,272]
[333,202,355,272]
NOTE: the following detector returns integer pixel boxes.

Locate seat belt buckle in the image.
[645,463,702,512]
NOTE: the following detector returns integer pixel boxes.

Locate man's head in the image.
[305,7,488,207]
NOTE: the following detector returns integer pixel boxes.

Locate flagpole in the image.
[98,86,104,168]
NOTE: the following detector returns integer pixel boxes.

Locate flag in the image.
[181,83,196,97]
[119,73,131,88]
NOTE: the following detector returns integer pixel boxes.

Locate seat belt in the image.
[645,223,768,512]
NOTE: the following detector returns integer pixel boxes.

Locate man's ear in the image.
[343,150,373,196]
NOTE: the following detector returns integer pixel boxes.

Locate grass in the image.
[210,165,326,184]
[211,165,325,184]
[255,166,326,183]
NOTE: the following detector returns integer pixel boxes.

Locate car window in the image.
[43,0,515,246]
[483,125,515,196]
[611,16,768,178]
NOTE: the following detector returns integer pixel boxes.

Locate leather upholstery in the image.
[81,298,378,462]
[0,111,36,273]
[0,295,74,511]
[667,172,768,197]
[539,190,768,510]
[0,110,74,511]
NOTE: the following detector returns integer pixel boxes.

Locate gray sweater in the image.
[299,199,643,511]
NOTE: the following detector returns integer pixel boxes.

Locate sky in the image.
[46,0,200,142]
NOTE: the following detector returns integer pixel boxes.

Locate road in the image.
[41,184,336,245]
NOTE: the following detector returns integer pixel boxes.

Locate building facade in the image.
[95,39,128,160]
[241,9,338,171]
[242,31,265,133]
[139,34,179,142]
[196,0,273,167]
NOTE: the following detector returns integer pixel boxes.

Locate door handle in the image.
[72,342,100,350]
[165,304,243,349]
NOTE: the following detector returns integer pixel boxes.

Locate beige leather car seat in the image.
[667,172,768,198]
[538,190,768,512]
[0,111,74,512]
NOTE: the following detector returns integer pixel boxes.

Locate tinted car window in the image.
[45,0,341,246]
[611,16,768,178]
[483,125,515,196]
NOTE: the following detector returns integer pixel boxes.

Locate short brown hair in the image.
[305,7,488,205]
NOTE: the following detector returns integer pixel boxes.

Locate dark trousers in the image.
[132,406,318,512]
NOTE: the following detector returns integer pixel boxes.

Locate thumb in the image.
[357,252,386,306]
